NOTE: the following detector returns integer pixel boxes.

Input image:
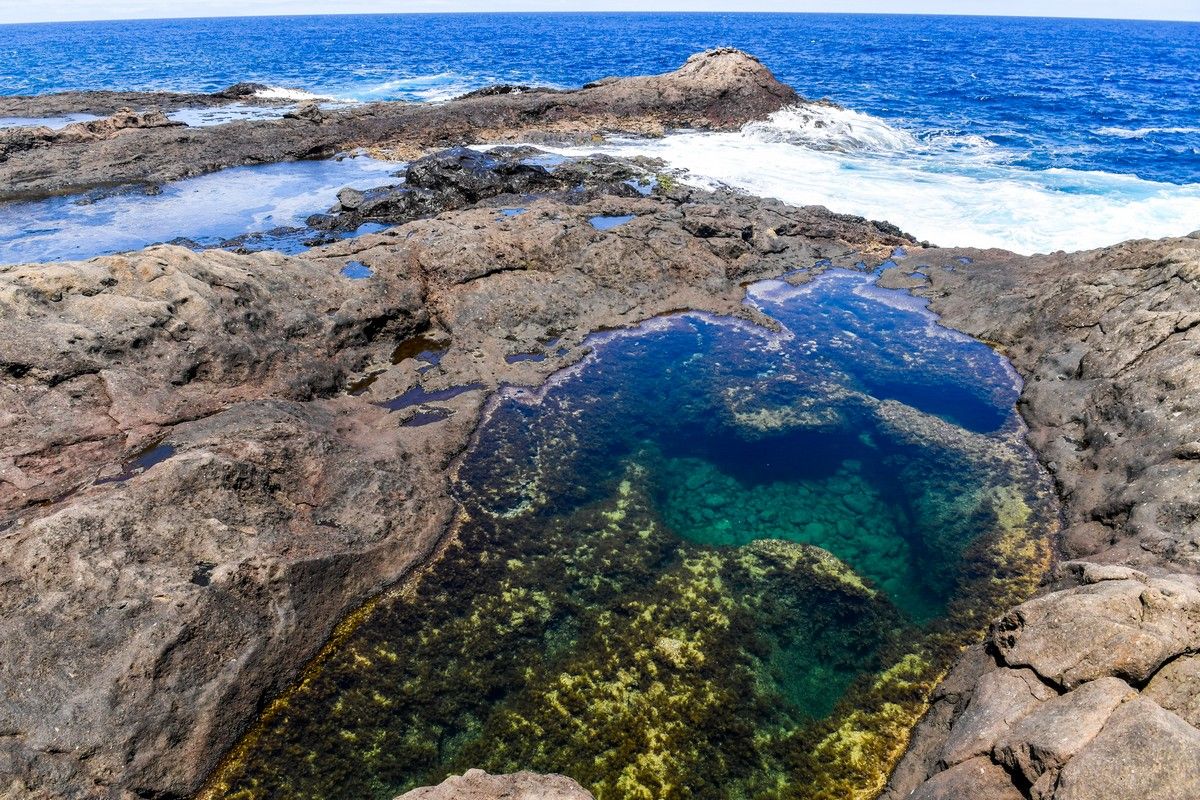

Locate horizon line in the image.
[4,10,1200,26]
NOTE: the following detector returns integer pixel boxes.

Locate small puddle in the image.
[498,207,527,217]
[377,382,484,412]
[588,214,635,230]
[340,260,374,279]
[223,269,1056,800]
[402,408,454,427]
[504,351,547,364]
[96,442,177,484]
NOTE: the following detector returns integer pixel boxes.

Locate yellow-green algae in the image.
[211,462,1053,800]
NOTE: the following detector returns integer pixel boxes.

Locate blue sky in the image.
[2,1,1198,24]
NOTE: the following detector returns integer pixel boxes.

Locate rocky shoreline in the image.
[1,50,1197,800]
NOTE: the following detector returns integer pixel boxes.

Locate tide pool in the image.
[0,154,398,264]
[212,270,1057,800]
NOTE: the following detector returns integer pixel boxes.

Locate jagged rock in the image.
[992,677,1137,796]
[336,186,366,210]
[394,769,594,800]
[214,81,272,99]
[284,100,324,123]
[1053,698,1200,800]
[990,575,1200,689]
[937,668,1058,768]
[1143,654,1200,727]
[405,146,560,200]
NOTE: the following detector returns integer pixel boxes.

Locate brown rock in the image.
[909,757,1024,800]
[394,769,594,800]
[1144,653,1200,727]
[993,676,1137,793]
[937,668,1057,768]
[991,575,1200,689]
[1053,698,1200,800]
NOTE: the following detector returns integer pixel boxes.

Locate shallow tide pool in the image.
[212,269,1056,800]
[0,155,398,265]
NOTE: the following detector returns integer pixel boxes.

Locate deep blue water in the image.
[1,13,1198,185]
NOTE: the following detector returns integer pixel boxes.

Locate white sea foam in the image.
[251,85,331,102]
[532,104,1200,255]
[1094,126,1200,139]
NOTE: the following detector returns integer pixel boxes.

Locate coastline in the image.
[1,50,1198,800]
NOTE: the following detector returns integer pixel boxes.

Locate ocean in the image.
[2,12,1198,253]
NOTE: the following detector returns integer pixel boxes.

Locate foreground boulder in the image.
[886,570,1200,800]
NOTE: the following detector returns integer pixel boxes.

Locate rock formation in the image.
[0,49,798,201]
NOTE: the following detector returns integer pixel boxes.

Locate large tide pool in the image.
[208,268,1057,800]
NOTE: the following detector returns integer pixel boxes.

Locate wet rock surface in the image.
[0,49,798,201]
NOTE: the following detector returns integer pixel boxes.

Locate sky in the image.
[2,1,1198,25]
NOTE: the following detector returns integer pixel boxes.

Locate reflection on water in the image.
[213,270,1056,800]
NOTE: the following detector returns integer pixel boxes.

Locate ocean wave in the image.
[742,104,921,154]
[1093,126,1200,139]
[350,72,482,102]
[532,130,1200,255]
[742,104,996,158]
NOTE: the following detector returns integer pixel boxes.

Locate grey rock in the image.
[336,186,366,210]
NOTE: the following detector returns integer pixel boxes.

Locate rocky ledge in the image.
[2,50,1199,800]
[0,48,797,201]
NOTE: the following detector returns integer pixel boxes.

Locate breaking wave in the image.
[535,102,1200,255]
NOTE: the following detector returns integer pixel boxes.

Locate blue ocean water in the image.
[2,13,1198,254]
[3,13,1197,183]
